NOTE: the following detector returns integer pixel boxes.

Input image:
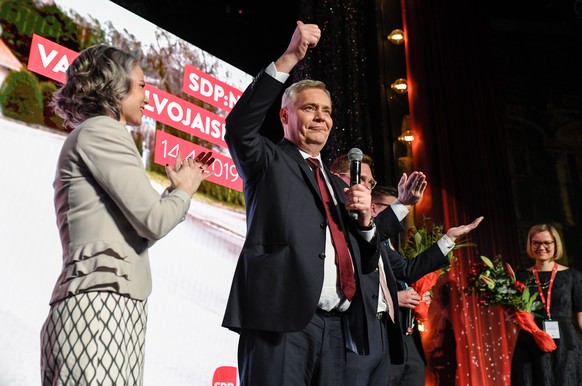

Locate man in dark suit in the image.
[330,155,483,386]
[221,21,427,386]
[374,186,429,386]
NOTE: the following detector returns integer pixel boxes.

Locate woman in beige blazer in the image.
[40,44,214,385]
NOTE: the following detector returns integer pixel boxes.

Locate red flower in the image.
[514,280,525,292]
[464,255,553,352]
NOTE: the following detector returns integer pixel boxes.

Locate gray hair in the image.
[281,79,331,109]
[51,44,139,129]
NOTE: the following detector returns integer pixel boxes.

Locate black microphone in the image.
[347,147,363,219]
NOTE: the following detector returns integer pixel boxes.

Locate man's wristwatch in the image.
[357,219,375,231]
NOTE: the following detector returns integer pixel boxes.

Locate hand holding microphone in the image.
[347,148,363,220]
[343,147,373,228]
[348,147,363,186]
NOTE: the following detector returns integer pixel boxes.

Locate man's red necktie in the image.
[307,157,356,301]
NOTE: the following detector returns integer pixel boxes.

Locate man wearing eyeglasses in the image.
[373,185,431,386]
[330,153,379,190]
[330,153,483,386]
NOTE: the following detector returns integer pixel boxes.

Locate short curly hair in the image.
[51,44,138,129]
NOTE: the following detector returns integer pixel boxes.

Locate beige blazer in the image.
[50,115,190,305]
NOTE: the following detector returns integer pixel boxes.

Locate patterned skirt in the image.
[41,292,148,386]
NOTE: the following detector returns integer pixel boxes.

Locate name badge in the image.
[542,320,560,339]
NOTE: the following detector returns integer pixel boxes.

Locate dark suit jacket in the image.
[221,69,379,354]
[354,207,450,363]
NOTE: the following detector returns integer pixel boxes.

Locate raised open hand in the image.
[445,216,484,243]
[397,171,427,206]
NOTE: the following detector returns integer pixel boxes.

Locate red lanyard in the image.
[533,262,557,320]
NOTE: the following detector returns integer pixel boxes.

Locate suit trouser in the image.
[389,334,425,386]
[238,310,345,386]
[343,312,391,386]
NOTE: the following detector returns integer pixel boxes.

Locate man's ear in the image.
[279,107,288,124]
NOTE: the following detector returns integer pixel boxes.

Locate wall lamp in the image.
[387,29,404,44]
[398,115,414,144]
[398,130,414,144]
[390,78,408,94]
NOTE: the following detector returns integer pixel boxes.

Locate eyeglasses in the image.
[531,240,555,249]
[338,173,377,189]
[373,202,391,207]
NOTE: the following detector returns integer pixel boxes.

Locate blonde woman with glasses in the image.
[511,223,582,386]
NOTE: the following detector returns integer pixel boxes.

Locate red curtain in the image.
[401,0,522,384]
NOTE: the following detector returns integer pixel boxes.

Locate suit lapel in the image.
[381,246,400,307]
[279,139,324,205]
[327,172,351,231]
[277,140,353,244]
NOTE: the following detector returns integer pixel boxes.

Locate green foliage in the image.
[400,221,448,259]
[39,81,64,130]
[399,217,475,274]
[0,0,84,64]
[465,255,543,313]
[0,70,43,125]
[203,182,245,207]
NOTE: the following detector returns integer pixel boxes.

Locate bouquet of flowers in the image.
[464,255,556,352]
[399,219,474,322]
